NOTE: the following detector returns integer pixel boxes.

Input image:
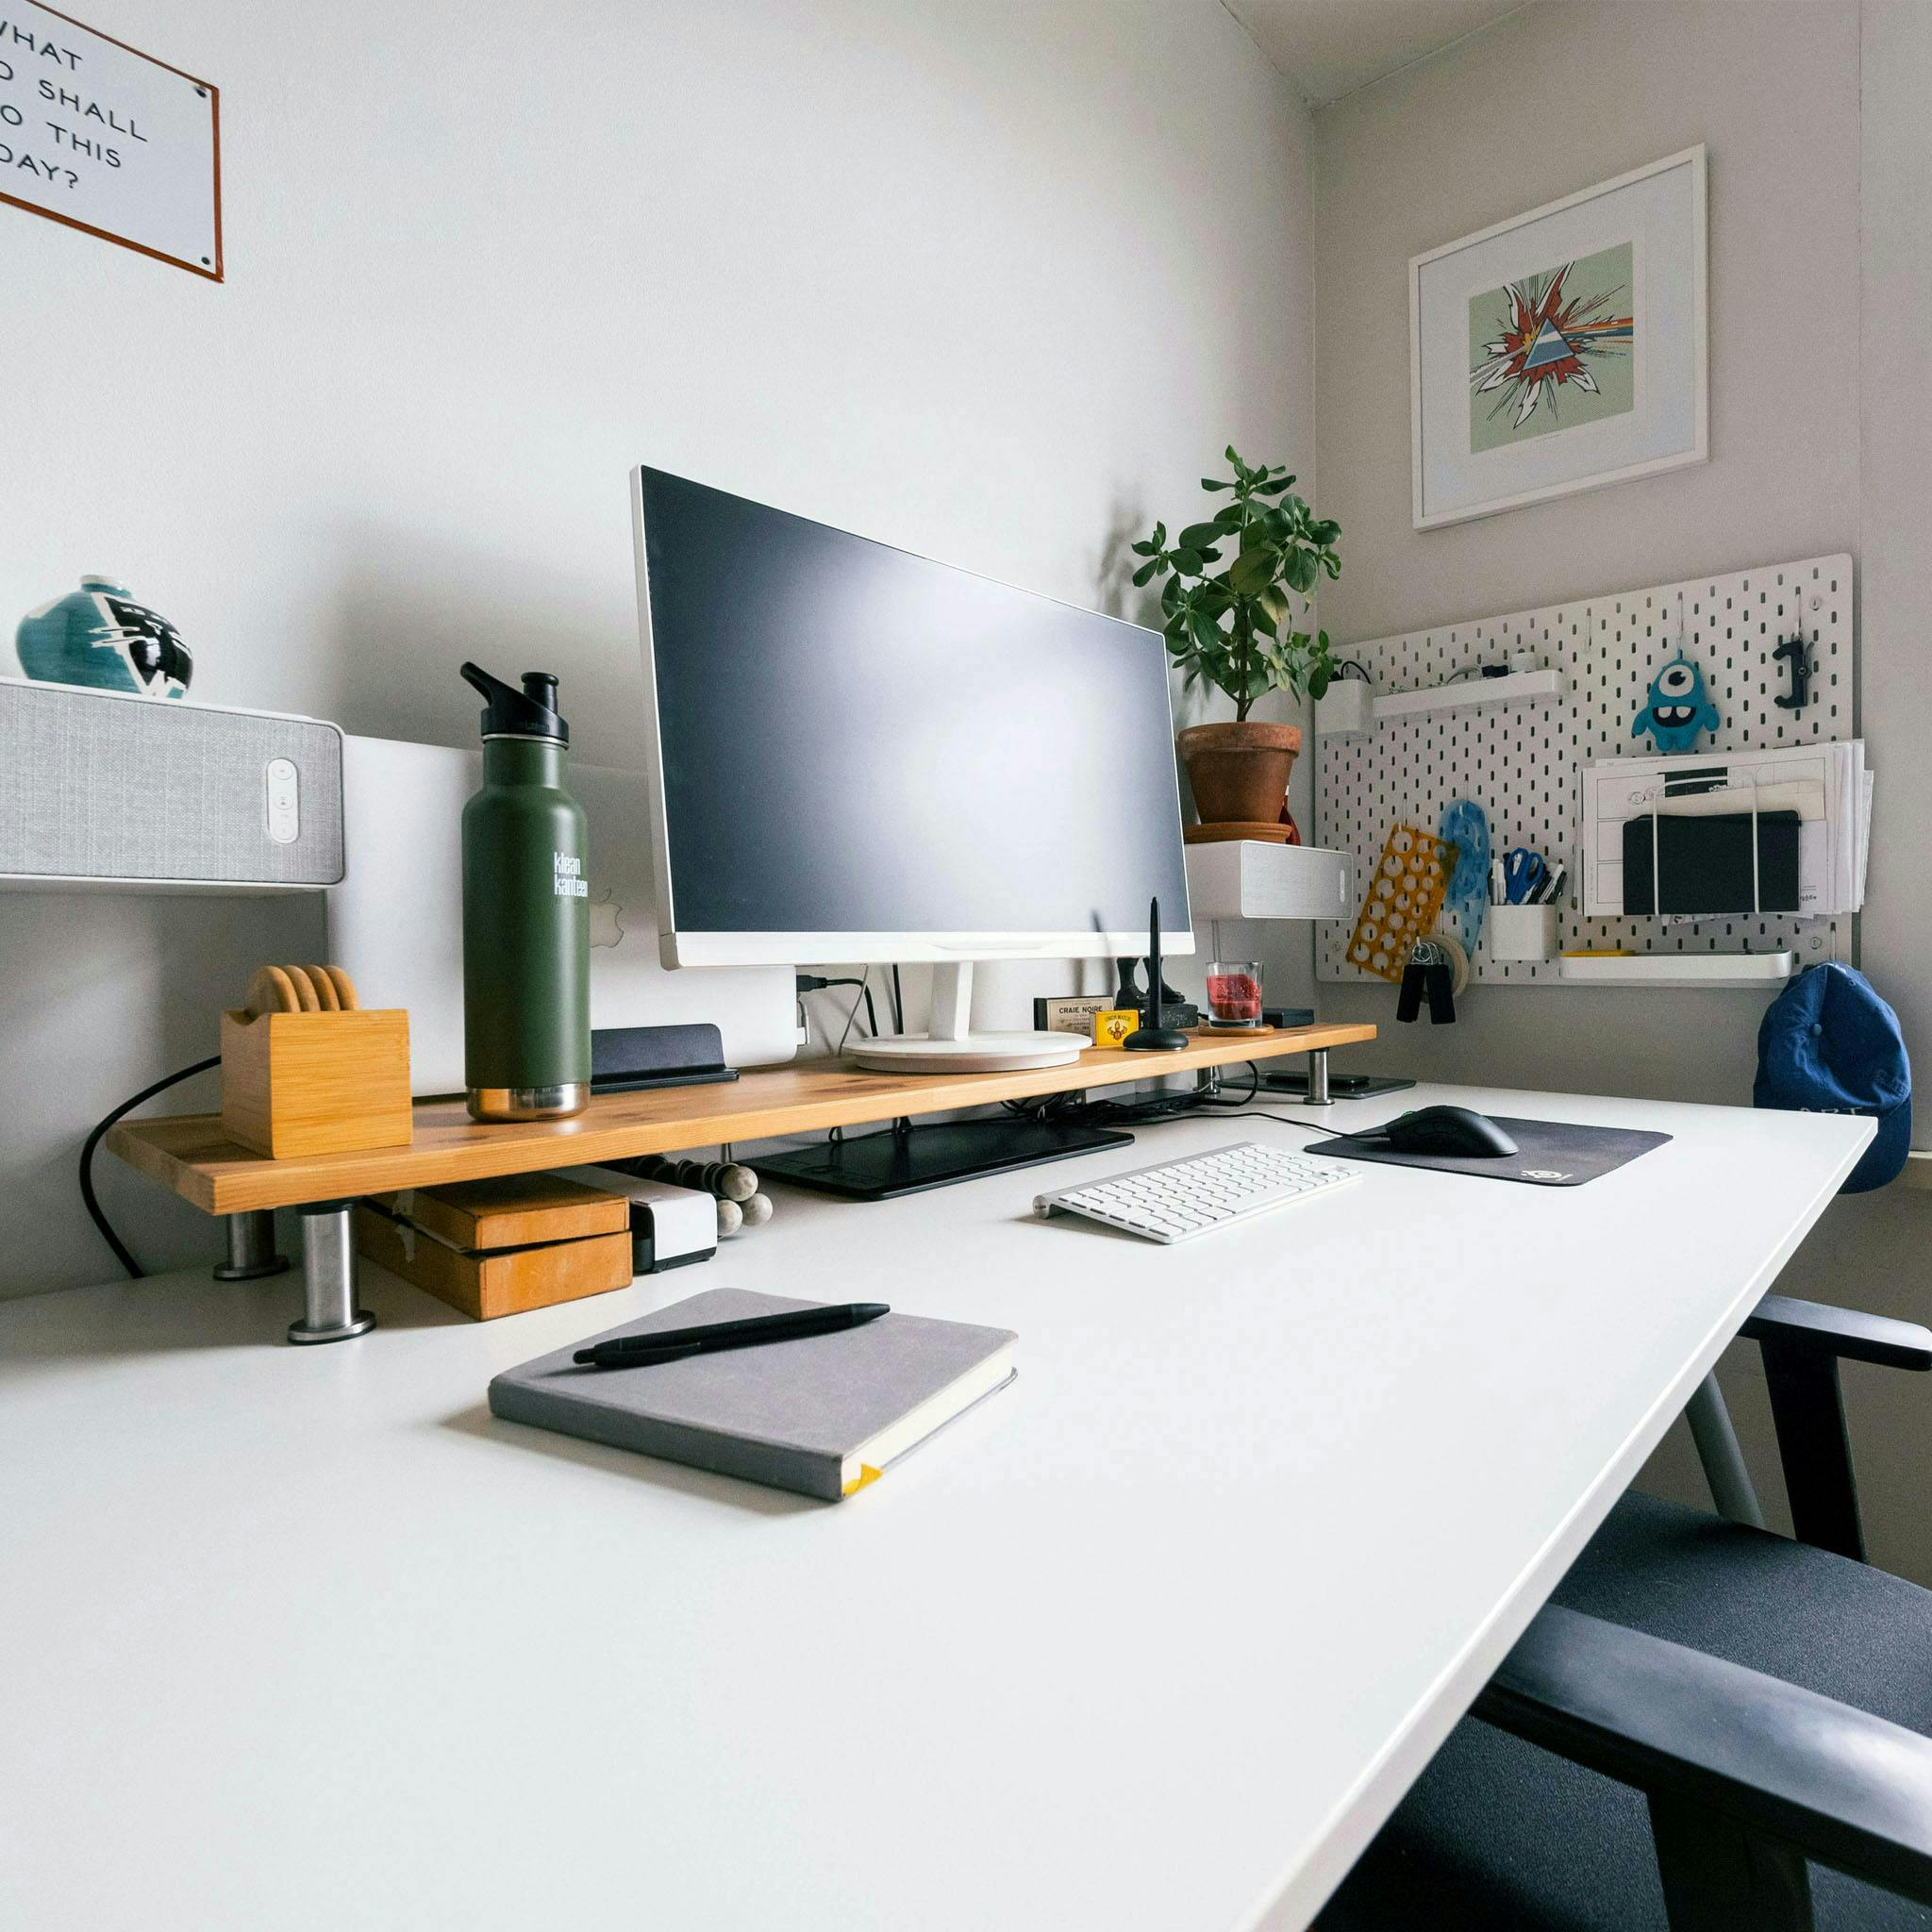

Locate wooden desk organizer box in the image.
[220,1004,413,1158]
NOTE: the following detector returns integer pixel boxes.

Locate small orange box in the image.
[1092,1008,1141,1049]
[220,1007,412,1158]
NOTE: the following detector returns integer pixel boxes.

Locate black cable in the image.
[80,1055,220,1280]
[800,974,877,1039]
[1208,1110,1352,1140]
[890,965,905,1034]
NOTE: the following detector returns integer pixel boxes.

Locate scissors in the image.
[1503,847,1548,905]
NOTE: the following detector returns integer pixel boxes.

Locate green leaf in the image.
[1163,613,1187,642]
[1224,443,1241,464]
[1257,476,1293,494]
[1189,608,1225,653]
[1131,560,1158,588]
[1309,664,1332,701]
[1200,478,1231,491]
[1213,504,1245,528]
[1161,575,1184,617]
[1130,539,1157,557]
[1228,548,1276,596]
[1171,547,1206,575]
[1307,519,1341,545]
[1248,599,1278,639]
[1286,546,1320,594]
[1321,551,1341,579]
[1257,584,1290,626]
[1177,522,1226,551]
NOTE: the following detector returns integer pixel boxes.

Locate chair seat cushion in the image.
[1316,1490,1932,1930]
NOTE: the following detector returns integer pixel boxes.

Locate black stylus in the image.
[573,1302,891,1368]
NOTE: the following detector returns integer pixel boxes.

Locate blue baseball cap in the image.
[1756,963,1912,1193]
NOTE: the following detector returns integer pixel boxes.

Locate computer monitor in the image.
[631,466,1191,1074]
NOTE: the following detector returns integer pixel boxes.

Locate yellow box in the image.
[1092,1008,1140,1049]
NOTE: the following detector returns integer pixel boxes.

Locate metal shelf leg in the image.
[1306,1047,1334,1108]
[212,1209,289,1281]
[288,1201,376,1345]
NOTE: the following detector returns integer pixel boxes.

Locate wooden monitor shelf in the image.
[108,1024,1374,1216]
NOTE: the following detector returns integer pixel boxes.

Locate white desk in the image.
[0,1083,1870,1932]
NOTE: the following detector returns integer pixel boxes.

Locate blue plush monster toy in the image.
[1633,653,1721,753]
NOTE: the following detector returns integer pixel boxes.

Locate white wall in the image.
[0,0,1314,1295]
[1310,0,1932,1583]
[1309,0,1861,1101]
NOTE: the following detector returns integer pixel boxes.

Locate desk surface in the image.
[3,1084,1869,1932]
[106,1022,1374,1214]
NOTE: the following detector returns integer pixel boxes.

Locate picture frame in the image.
[1410,146,1707,530]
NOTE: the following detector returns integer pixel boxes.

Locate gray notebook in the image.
[488,1288,1017,1501]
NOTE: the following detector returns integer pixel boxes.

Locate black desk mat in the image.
[1311,1115,1672,1188]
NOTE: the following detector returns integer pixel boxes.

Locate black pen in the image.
[574,1302,891,1369]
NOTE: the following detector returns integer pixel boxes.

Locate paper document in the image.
[1581,741,1869,918]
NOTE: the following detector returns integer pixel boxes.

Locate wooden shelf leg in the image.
[212,1209,289,1282]
[288,1201,376,1346]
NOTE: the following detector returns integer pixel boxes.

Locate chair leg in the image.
[1759,1340,1864,1560]
[1649,1792,1813,1931]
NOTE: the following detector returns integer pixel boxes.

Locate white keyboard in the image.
[1033,1140,1361,1243]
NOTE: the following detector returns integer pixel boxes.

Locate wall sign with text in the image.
[0,2,221,279]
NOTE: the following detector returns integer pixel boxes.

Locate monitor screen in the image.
[633,468,1191,965]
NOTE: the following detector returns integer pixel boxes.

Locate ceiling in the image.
[1223,0,1530,107]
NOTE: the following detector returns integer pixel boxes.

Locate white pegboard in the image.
[1316,554,1854,985]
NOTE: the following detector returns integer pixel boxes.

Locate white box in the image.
[1314,679,1375,738]
[1184,841,1356,921]
[1487,903,1557,962]
[558,1166,717,1273]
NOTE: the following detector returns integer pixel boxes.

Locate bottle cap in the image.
[460,661,569,744]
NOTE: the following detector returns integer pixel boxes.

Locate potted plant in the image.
[1132,447,1341,827]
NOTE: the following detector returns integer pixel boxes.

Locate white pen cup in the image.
[1488,903,1558,963]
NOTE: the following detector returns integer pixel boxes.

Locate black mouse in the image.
[1373,1105,1519,1158]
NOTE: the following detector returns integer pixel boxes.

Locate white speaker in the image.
[0,676,345,891]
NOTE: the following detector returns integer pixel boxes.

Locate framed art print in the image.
[1410,146,1707,530]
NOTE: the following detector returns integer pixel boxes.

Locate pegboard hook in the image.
[1773,617,1813,713]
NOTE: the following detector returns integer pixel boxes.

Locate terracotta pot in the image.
[1176,721,1302,826]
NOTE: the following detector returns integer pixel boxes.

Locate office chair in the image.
[1317,1294,1932,1932]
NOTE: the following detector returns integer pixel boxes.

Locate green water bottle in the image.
[459,662,591,1122]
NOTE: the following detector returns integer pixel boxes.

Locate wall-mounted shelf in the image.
[1557,951,1797,989]
[1372,668,1568,723]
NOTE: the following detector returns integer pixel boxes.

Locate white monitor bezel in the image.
[630,465,1194,971]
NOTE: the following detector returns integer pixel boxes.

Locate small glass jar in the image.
[1205,959,1264,1027]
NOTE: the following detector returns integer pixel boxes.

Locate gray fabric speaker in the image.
[0,677,344,890]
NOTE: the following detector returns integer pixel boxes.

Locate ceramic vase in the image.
[15,576,193,699]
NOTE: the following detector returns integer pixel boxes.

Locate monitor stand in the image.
[757,1115,1133,1201]
[845,962,1083,1073]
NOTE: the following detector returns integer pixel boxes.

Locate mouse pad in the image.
[1310,1116,1672,1187]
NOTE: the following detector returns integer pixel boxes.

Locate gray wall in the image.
[1311,0,1932,1581]
[0,0,1314,1296]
